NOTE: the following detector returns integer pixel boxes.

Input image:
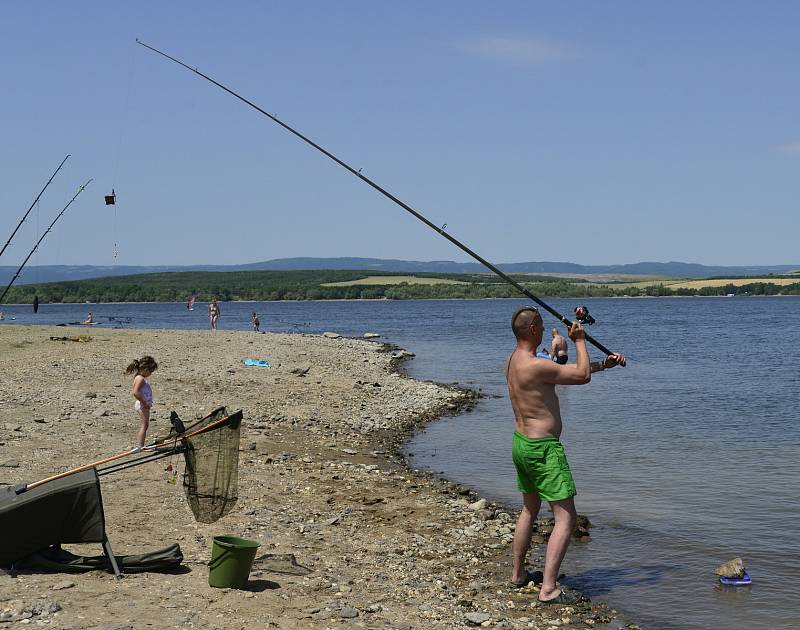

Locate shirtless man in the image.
[507,307,625,603]
[550,328,568,364]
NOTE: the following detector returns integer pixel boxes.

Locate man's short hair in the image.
[512,307,540,339]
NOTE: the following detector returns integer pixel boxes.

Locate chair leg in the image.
[103,539,122,577]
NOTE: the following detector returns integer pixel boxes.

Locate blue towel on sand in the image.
[243,358,271,367]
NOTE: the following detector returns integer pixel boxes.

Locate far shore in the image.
[0,325,620,629]
[2,291,799,310]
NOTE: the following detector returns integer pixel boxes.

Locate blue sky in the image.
[1,1,798,267]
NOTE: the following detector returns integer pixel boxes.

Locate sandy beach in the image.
[0,325,620,629]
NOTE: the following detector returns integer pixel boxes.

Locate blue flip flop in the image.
[719,571,752,586]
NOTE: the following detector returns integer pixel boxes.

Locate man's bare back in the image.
[506,313,594,438]
[506,352,564,438]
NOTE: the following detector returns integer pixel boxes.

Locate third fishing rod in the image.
[1,155,70,259]
[136,39,620,357]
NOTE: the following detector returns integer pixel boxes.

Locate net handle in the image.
[20,409,241,493]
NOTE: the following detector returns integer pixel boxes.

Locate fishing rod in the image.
[20,407,240,493]
[0,179,92,305]
[0,154,70,259]
[136,39,619,356]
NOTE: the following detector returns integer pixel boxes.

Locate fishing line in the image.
[108,45,139,263]
[136,39,620,356]
[34,199,40,285]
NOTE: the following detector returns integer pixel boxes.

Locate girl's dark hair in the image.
[125,355,158,375]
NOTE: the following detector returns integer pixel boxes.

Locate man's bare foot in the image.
[538,586,560,601]
[537,587,583,604]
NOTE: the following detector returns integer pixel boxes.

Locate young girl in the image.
[125,356,158,451]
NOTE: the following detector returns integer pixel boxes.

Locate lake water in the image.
[2,297,798,629]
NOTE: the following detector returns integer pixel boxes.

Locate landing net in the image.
[181,407,242,523]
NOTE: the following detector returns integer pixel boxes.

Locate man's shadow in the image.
[562,564,671,596]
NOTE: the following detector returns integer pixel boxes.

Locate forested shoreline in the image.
[4,269,800,303]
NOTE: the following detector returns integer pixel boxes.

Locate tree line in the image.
[3,269,799,303]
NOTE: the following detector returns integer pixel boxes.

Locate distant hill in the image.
[1,258,798,285]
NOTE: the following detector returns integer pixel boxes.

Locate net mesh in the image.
[181,408,242,524]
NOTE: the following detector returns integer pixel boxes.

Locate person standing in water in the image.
[208,298,221,330]
[251,311,260,332]
[125,356,158,452]
[506,307,625,603]
[550,328,568,364]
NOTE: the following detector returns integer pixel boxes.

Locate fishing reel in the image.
[574,305,596,325]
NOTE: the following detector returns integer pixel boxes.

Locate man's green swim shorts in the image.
[512,432,576,501]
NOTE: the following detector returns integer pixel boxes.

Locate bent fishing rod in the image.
[0,179,92,305]
[136,39,619,356]
[0,154,70,259]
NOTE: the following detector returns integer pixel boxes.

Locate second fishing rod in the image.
[136,39,620,357]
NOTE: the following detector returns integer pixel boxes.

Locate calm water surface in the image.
[2,297,798,629]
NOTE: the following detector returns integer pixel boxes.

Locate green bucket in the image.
[208,535,260,589]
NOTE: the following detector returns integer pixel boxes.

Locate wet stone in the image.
[716,557,745,578]
[468,499,487,511]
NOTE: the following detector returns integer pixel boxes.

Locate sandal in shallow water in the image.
[537,588,585,605]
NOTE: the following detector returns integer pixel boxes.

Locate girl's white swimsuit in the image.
[134,380,153,412]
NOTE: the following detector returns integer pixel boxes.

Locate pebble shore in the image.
[0,325,624,629]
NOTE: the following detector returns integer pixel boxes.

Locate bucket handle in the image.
[208,548,234,569]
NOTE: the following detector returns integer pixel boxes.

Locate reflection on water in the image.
[3,297,799,629]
